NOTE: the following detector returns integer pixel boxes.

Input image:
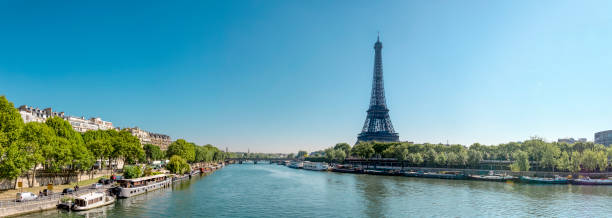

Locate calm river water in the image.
[22,164,612,217]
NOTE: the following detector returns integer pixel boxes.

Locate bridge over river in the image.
[225,158,296,164]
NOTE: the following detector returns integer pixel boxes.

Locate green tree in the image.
[434,152,447,167]
[467,150,482,168]
[333,143,351,156]
[0,142,28,180]
[457,150,468,167]
[123,165,142,179]
[596,150,608,172]
[446,152,458,168]
[296,150,308,158]
[510,151,530,172]
[406,153,422,166]
[18,122,54,185]
[556,151,570,172]
[0,96,24,146]
[286,153,295,159]
[144,144,164,162]
[569,152,582,173]
[324,148,335,163]
[0,96,26,181]
[114,130,144,165]
[46,117,94,175]
[332,149,346,162]
[167,155,190,174]
[581,149,598,172]
[167,139,196,162]
[352,143,375,159]
[372,142,393,157]
[539,143,561,171]
[83,130,114,169]
[425,149,437,166]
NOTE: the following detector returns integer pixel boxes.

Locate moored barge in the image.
[116,174,172,198]
[520,175,568,184]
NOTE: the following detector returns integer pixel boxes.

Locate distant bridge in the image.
[225,158,297,164]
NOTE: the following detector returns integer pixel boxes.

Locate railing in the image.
[0,184,114,209]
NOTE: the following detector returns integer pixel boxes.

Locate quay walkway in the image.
[0,184,113,217]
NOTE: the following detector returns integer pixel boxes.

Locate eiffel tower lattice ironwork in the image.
[357,35,399,143]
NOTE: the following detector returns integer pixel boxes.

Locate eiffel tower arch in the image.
[356,35,399,144]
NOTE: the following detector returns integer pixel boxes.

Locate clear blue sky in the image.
[1,1,612,153]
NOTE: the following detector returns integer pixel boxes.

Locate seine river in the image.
[23,164,612,217]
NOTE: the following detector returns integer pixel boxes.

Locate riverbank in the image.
[0,176,108,201]
[36,164,612,217]
[280,160,612,186]
[0,163,225,217]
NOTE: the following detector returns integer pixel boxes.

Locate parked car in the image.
[40,189,53,196]
[98,178,113,185]
[62,188,74,195]
[91,183,103,189]
[111,175,123,181]
[16,192,37,202]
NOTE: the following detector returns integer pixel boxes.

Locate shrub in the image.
[123,165,142,179]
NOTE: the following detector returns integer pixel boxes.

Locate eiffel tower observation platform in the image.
[357,35,400,144]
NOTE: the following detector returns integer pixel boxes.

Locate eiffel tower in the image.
[357,35,399,143]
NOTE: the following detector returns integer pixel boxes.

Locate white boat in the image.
[116,174,172,198]
[288,161,303,169]
[303,161,329,171]
[72,192,115,211]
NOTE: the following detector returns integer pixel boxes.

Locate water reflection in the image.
[20,165,612,218]
[353,175,388,217]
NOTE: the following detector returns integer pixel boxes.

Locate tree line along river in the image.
[21,164,612,217]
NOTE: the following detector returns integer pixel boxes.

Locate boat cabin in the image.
[74,192,104,207]
[117,174,168,188]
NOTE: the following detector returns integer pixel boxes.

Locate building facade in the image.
[149,133,172,150]
[557,138,587,144]
[66,116,115,133]
[595,130,612,147]
[125,127,152,145]
[18,105,114,133]
[17,105,65,123]
[125,127,172,150]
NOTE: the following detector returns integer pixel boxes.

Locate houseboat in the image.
[364,169,401,176]
[570,177,612,185]
[303,161,329,171]
[469,171,515,182]
[332,165,363,174]
[72,192,115,211]
[116,174,172,198]
[520,175,568,184]
[288,161,304,169]
[418,171,467,180]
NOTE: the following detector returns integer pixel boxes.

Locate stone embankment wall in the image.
[0,195,60,217]
[0,170,115,190]
[357,165,612,178]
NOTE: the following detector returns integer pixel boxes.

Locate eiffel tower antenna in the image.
[356,35,399,144]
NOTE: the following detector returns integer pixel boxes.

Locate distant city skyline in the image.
[2,0,612,153]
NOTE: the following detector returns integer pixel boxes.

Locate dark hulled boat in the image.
[420,171,467,180]
[403,171,466,179]
[570,177,612,185]
[520,176,568,184]
[332,165,363,174]
[364,169,401,176]
[469,171,515,182]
